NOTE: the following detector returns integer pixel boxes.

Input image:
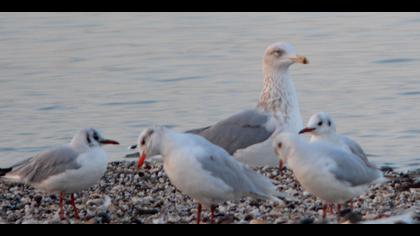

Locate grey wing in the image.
[341,136,378,169]
[7,146,82,183]
[197,148,276,199]
[186,109,274,154]
[326,148,382,186]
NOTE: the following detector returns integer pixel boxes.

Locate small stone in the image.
[218,214,235,224]
[342,211,363,223]
[380,166,394,172]
[249,219,267,224]
[300,218,314,224]
[244,214,253,221]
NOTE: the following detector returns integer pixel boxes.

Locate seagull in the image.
[133,126,282,224]
[0,128,119,221]
[126,42,308,167]
[272,132,385,222]
[186,42,308,167]
[298,112,377,169]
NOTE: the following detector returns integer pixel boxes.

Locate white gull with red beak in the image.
[0,128,119,221]
[272,132,385,222]
[134,126,282,224]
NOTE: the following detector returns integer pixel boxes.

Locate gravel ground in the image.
[0,161,419,224]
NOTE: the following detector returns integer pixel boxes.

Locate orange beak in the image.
[299,127,316,134]
[137,151,146,169]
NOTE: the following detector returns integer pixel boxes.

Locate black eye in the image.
[328,120,332,126]
[86,136,91,144]
[277,142,282,149]
[141,139,146,146]
[318,121,323,126]
[273,49,284,57]
[93,132,99,141]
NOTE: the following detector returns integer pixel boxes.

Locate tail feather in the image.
[0,168,12,177]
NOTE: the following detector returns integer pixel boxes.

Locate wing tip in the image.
[0,168,12,177]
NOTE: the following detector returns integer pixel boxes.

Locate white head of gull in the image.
[186,42,308,167]
[272,132,385,222]
[0,128,119,221]
[135,126,283,224]
[299,112,378,169]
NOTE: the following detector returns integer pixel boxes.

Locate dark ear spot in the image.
[93,132,99,141]
[87,135,91,144]
[141,138,146,146]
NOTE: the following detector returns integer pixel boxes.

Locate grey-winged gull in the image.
[0,128,119,220]
[134,126,283,224]
[187,42,308,167]
[272,132,385,222]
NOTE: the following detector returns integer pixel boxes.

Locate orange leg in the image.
[210,205,217,224]
[322,204,328,223]
[279,160,284,171]
[59,192,65,220]
[70,194,79,220]
[196,203,202,224]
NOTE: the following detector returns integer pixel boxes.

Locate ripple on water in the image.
[156,76,205,83]
[373,58,417,64]
[399,91,420,96]
[100,100,157,106]
[36,105,66,111]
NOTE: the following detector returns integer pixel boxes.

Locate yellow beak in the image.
[289,55,309,64]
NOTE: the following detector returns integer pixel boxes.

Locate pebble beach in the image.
[0,161,419,224]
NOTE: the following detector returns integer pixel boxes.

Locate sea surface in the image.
[0,12,419,171]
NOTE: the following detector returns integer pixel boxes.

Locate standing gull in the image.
[133,126,282,224]
[299,112,377,168]
[0,128,119,220]
[272,132,385,222]
[187,42,308,167]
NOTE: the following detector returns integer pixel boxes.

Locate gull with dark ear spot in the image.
[184,42,308,167]
[134,126,284,224]
[0,128,119,221]
[272,132,385,223]
[299,112,378,169]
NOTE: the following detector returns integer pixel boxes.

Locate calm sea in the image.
[0,12,419,171]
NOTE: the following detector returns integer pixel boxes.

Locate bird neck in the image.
[69,140,90,153]
[257,67,303,130]
[158,129,181,159]
[311,132,338,143]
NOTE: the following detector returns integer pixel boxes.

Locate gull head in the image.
[71,128,119,149]
[263,42,308,70]
[299,112,337,136]
[272,132,304,163]
[136,126,164,169]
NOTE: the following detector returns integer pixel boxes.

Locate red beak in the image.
[99,139,120,145]
[137,151,146,169]
[298,127,316,134]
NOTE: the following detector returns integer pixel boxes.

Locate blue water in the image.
[0,12,420,171]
